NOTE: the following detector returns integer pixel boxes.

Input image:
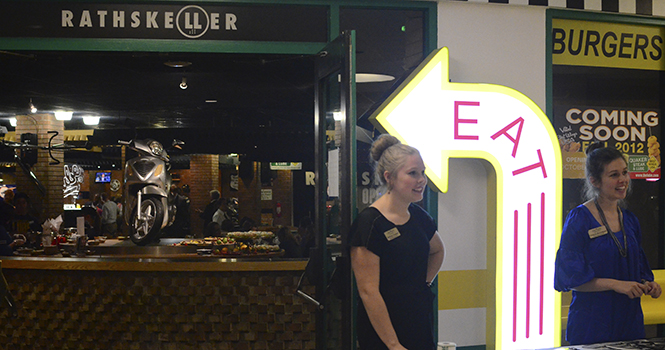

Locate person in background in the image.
[276,226,301,258]
[555,142,661,345]
[113,195,124,236]
[92,193,103,216]
[81,206,101,239]
[8,192,40,236]
[203,221,222,238]
[100,193,119,237]
[198,190,220,229]
[3,189,14,206]
[0,190,15,230]
[163,185,191,237]
[298,216,315,258]
[0,225,23,256]
[212,198,229,226]
[349,134,444,350]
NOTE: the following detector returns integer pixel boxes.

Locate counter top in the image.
[1,238,308,271]
[0,256,308,272]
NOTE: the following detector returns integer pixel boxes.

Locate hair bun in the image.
[585,141,604,156]
[370,134,401,162]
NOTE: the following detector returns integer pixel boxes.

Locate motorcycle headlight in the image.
[149,141,164,156]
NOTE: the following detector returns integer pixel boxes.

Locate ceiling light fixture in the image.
[54,111,73,121]
[338,73,396,83]
[356,73,395,83]
[29,98,37,113]
[83,116,100,125]
[164,61,192,68]
[180,77,188,90]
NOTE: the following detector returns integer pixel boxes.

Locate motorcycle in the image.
[119,138,184,245]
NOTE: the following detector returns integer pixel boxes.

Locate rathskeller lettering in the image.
[553,27,664,61]
[61,9,238,31]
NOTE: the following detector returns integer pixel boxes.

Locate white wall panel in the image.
[438,308,487,347]
[438,2,547,112]
[438,158,488,271]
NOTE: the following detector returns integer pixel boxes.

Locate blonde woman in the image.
[349,134,444,350]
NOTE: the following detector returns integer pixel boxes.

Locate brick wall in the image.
[235,162,293,229]
[15,113,64,221]
[189,154,220,236]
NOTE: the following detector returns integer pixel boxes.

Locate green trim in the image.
[545,10,554,124]
[424,2,438,56]
[329,5,341,42]
[0,38,327,54]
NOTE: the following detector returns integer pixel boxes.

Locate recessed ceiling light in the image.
[164,61,192,68]
[83,116,100,125]
[205,99,217,103]
[54,111,73,121]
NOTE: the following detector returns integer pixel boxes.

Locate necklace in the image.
[593,199,627,258]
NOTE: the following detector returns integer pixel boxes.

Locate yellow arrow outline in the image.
[369,47,563,350]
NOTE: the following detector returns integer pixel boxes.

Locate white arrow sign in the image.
[370,47,563,350]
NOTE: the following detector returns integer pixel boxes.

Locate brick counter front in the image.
[0,258,316,350]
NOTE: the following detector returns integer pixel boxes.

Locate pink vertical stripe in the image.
[513,210,519,342]
[539,192,546,335]
[526,203,532,339]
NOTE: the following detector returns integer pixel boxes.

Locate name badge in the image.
[588,226,608,239]
[384,227,401,241]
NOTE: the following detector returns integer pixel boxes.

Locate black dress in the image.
[349,204,437,350]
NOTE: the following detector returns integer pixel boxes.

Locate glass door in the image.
[313,31,356,350]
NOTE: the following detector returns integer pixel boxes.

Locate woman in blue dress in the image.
[555,142,661,345]
[349,134,445,350]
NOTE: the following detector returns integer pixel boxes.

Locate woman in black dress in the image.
[350,134,445,350]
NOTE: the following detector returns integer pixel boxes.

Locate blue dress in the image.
[554,204,654,345]
[349,204,437,350]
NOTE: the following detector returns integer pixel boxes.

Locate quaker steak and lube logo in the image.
[552,19,662,179]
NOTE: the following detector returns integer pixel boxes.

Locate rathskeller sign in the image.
[0,2,328,42]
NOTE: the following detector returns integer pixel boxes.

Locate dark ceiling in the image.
[0,7,426,164]
[0,50,322,161]
[0,49,406,163]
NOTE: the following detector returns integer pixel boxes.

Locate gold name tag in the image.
[384,227,401,241]
[588,226,608,239]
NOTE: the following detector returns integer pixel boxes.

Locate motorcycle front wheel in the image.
[130,195,164,246]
